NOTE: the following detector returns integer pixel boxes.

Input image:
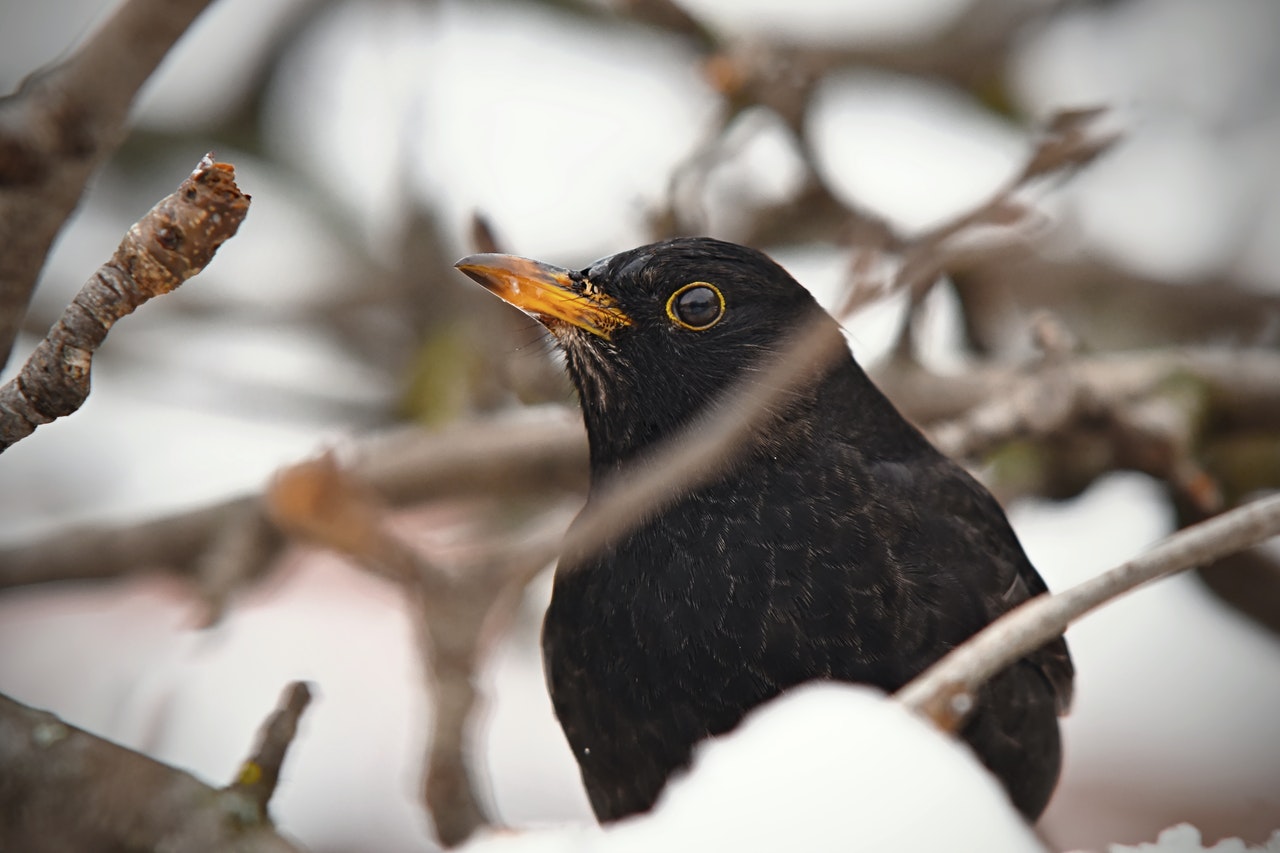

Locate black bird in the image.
[456,238,1073,823]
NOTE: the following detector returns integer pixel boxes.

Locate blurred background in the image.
[1,0,1279,850]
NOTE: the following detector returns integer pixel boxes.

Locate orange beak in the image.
[455,254,632,340]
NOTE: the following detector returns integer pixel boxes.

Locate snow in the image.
[674,0,980,45]
[807,70,1026,235]
[1010,0,1280,289]
[465,683,1046,853]
[264,0,717,261]
[1099,824,1280,853]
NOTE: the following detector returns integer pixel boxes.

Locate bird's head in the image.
[456,237,839,469]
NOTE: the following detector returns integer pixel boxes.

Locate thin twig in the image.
[895,492,1280,727]
[0,155,251,451]
[842,107,1118,325]
[469,212,506,254]
[228,682,314,821]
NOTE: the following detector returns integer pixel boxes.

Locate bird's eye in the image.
[666,282,725,331]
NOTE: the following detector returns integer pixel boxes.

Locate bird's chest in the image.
[542,462,877,736]
[547,502,766,709]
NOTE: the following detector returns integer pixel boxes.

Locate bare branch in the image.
[194,501,286,627]
[895,491,1280,728]
[877,347,1280,438]
[840,106,1118,322]
[265,455,516,847]
[228,682,314,822]
[9,343,1280,594]
[0,494,259,590]
[616,0,719,48]
[0,155,251,451]
[1020,106,1117,182]
[0,411,586,593]
[0,0,219,364]
[0,690,305,852]
[266,453,444,592]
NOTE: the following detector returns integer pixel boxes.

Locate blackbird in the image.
[456,237,1073,823]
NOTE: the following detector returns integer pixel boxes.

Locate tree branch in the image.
[856,107,1118,357]
[877,347,1280,439]
[895,491,1280,728]
[8,345,1280,594]
[265,456,565,847]
[0,0,219,365]
[0,686,308,852]
[0,410,586,593]
[0,155,251,451]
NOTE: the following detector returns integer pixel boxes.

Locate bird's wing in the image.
[864,455,1075,714]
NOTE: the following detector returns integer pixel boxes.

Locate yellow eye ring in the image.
[665,282,725,331]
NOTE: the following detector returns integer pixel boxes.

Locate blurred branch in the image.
[901,344,1277,512]
[1195,547,1280,637]
[0,156,251,452]
[0,410,586,596]
[194,501,287,626]
[849,108,1118,355]
[877,346,1280,438]
[624,0,1090,249]
[0,493,265,590]
[891,108,1115,291]
[9,342,1280,594]
[953,249,1280,357]
[896,491,1280,729]
[0,0,218,365]
[265,455,563,847]
[0,686,308,852]
[601,0,1065,90]
[615,0,719,48]
[469,212,506,255]
[926,312,1084,460]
